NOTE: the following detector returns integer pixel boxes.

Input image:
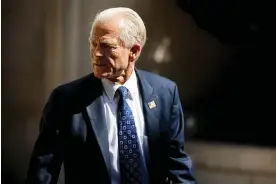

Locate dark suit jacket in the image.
[25,69,196,184]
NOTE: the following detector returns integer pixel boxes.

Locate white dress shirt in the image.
[101,70,149,184]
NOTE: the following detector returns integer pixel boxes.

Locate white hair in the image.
[90,7,147,50]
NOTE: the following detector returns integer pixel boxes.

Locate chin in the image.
[93,66,112,78]
[94,72,112,79]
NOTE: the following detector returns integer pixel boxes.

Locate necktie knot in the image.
[117,86,128,100]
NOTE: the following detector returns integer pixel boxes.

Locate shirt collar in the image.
[101,70,138,101]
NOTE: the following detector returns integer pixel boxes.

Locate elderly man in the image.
[25,7,196,184]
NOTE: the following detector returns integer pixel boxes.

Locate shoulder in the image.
[47,73,101,108]
[52,73,96,95]
[136,69,177,91]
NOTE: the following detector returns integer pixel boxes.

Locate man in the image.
[26,7,196,184]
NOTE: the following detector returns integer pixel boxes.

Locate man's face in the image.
[90,20,131,80]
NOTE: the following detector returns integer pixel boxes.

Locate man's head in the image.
[89,7,147,83]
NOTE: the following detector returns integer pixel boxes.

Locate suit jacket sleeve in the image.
[25,89,64,184]
[166,83,197,184]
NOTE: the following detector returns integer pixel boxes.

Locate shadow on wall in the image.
[2,171,21,184]
[126,0,274,147]
[134,0,229,106]
[175,1,273,146]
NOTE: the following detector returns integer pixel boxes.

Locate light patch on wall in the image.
[153,37,172,63]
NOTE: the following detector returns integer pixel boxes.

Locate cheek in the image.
[115,55,129,68]
[90,47,96,57]
[109,49,120,59]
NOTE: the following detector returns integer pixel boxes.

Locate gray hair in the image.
[90,7,147,50]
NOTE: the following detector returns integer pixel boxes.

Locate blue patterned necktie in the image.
[117,86,142,184]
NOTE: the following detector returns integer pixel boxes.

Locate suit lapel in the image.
[136,69,160,147]
[83,77,111,176]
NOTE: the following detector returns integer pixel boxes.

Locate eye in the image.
[89,40,97,48]
[100,43,116,49]
[92,42,98,47]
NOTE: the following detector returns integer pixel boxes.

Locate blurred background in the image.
[2,0,275,183]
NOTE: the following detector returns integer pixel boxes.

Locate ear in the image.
[129,44,141,62]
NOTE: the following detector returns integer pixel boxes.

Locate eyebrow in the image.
[98,38,118,47]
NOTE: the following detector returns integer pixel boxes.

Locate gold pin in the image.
[148,101,156,109]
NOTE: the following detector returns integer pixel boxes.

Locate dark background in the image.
[177,0,274,147]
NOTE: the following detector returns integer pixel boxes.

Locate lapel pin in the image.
[148,101,156,109]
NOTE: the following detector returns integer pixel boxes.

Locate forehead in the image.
[91,20,121,42]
